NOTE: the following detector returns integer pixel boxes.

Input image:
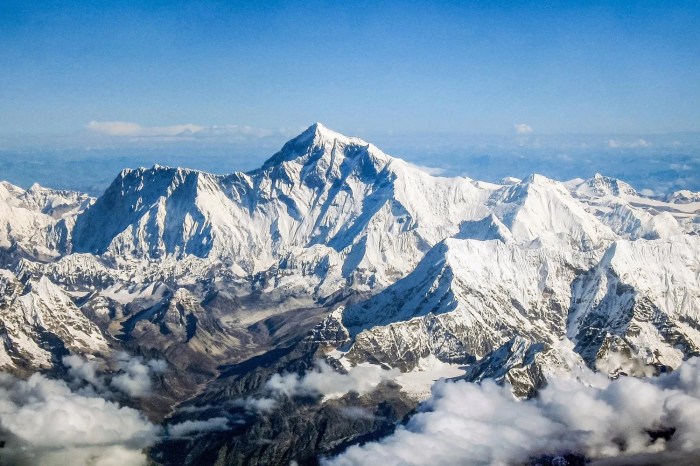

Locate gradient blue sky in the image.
[1,0,699,142]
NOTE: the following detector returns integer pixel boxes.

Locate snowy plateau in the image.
[1,123,700,465]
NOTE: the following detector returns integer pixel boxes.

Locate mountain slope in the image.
[0,181,89,260]
[0,271,108,372]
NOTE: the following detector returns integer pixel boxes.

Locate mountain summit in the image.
[260,122,382,170]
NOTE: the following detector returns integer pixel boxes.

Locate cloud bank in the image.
[0,372,160,466]
[326,358,700,466]
[87,121,204,137]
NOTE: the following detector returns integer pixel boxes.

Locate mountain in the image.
[0,123,699,465]
[665,189,700,204]
[71,123,488,291]
[0,181,90,261]
[335,236,580,372]
[0,271,107,373]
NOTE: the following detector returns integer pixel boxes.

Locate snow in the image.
[1,122,699,390]
[395,355,466,401]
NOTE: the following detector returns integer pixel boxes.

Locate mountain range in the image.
[1,123,699,465]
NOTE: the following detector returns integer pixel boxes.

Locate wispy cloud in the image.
[406,162,447,176]
[514,123,533,135]
[86,120,298,140]
[168,417,231,438]
[63,353,167,398]
[608,138,651,149]
[87,121,203,137]
[236,360,398,413]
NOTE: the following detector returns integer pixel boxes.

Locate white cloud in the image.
[86,120,297,141]
[235,396,278,413]
[608,138,651,149]
[110,353,167,398]
[87,121,204,137]
[64,354,107,393]
[338,406,377,421]
[237,360,398,413]
[514,123,533,135]
[326,358,700,466]
[266,361,398,399]
[62,353,166,398]
[0,372,160,466]
[168,417,230,438]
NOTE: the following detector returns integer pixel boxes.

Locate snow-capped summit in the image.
[260,122,382,171]
[489,173,616,250]
[583,173,638,198]
[666,189,700,204]
[0,181,89,259]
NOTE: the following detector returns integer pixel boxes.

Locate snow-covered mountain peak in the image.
[524,173,554,186]
[489,174,616,250]
[666,189,700,204]
[258,123,392,184]
[67,124,489,284]
[0,180,90,218]
[581,173,638,198]
[500,176,522,185]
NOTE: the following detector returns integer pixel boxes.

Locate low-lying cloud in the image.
[238,360,398,413]
[608,138,651,149]
[64,353,166,398]
[111,353,167,397]
[326,358,700,466]
[167,417,230,438]
[0,372,160,466]
[87,121,203,137]
[515,123,533,135]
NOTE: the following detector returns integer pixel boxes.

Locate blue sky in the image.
[1,0,699,141]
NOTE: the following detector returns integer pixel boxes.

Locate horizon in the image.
[1,121,699,197]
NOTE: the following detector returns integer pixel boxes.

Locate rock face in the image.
[0,123,699,464]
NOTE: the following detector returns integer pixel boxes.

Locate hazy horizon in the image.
[2,123,699,197]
